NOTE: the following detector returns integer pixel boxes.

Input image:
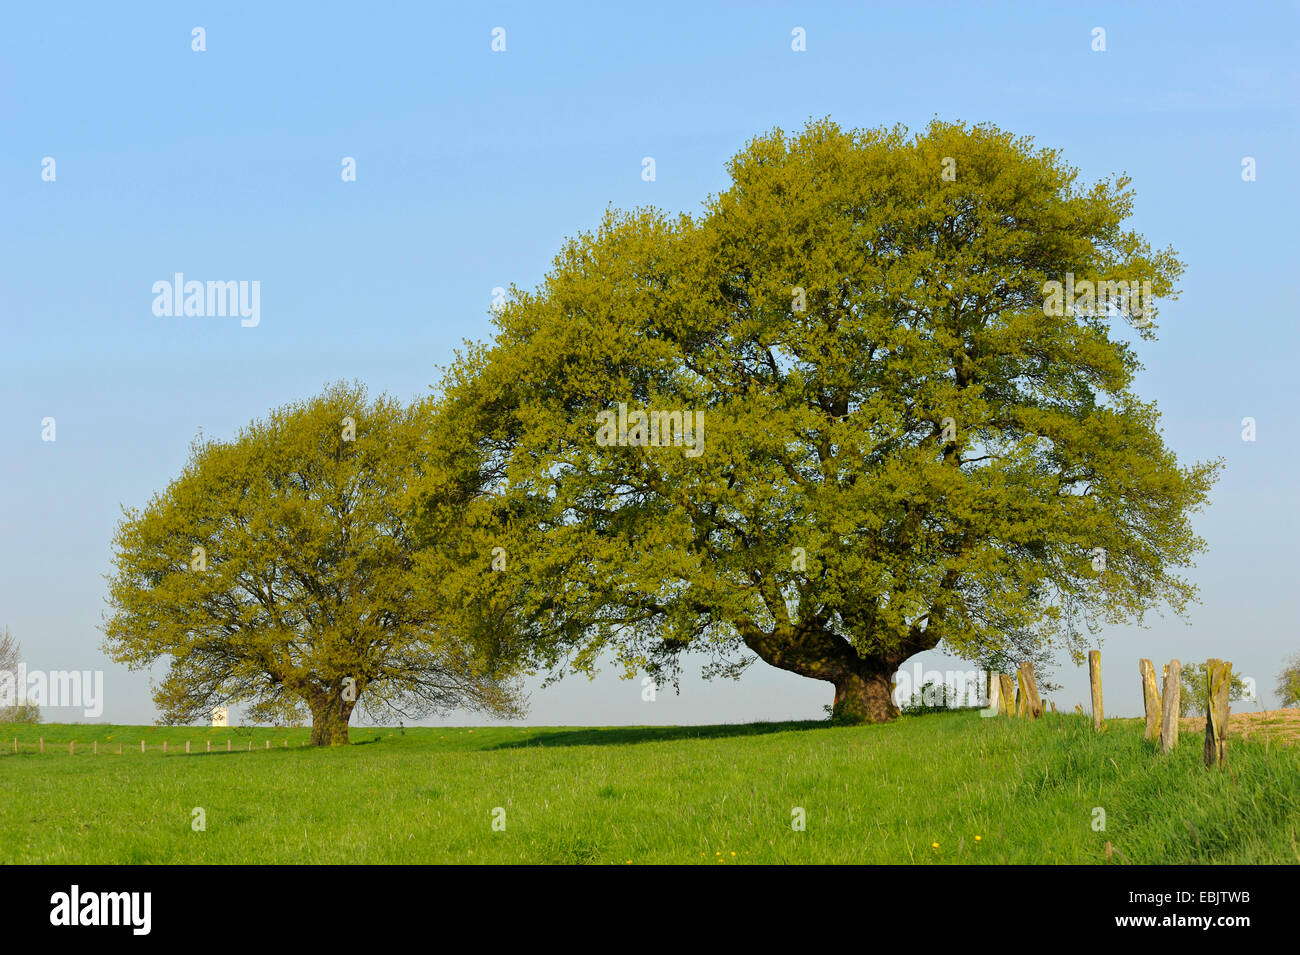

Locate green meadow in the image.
[2,712,1297,864]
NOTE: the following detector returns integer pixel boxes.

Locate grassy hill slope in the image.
[1,713,1296,864]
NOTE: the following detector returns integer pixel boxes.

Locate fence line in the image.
[989,651,1234,766]
[7,735,312,756]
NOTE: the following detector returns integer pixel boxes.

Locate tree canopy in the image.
[103,381,524,744]
[414,118,1219,723]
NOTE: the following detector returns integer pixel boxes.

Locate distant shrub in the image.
[901,680,965,715]
[0,701,41,725]
[1179,662,1251,716]
[1278,653,1300,708]
[0,626,40,724]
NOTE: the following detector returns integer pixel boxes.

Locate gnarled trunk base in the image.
[740,625,919,726]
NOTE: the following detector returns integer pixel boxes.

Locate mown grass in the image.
[1,713,1296,864]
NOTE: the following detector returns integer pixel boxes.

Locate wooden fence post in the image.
[1139,658,1162,741]
[206,740,211,753]
[93,741,98,755]
[69,740,75,756]
[1204,658,1232,768]
[117,744,122,755]
[140,740,145,753]
[997,673,1015,716]
[39,737,44,754]
[185,740,190,754]
[1089,650,1103,731]
[162,741,167,754]
[1160,659,1181,753]
[265,740,270,750]
[1018,661,1043,718]
[227,739,231,752]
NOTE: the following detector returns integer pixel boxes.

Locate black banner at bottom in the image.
[0,863,1277,942]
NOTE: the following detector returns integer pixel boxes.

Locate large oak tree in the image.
[416,119,1219,724]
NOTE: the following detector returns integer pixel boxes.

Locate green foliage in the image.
[899,679,968,715]
[1178,662,1250,717]
[415,118,1219,719]
[1277,652,1300,708]
[101,381,524,743]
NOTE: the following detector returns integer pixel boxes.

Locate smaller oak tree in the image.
[103,381,524,745]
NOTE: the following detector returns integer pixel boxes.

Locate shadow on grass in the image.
[490,720,832,749]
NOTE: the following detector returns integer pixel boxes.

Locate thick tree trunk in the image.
[308,693,355,746]
[832,667,900,724]
[740,625,913,725]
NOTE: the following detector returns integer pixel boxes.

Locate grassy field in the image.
[2,712,1297,864]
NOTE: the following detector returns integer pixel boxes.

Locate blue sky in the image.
[2,1,1297,725]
